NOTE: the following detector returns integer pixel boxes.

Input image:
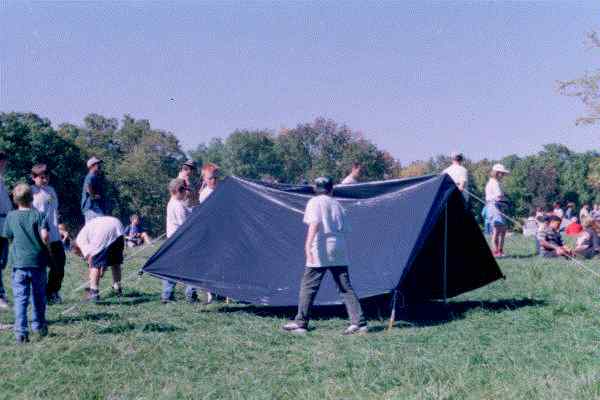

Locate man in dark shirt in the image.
[81,157,106,222]
[537,215,573,258]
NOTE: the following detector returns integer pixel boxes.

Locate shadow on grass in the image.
[50,312,121,325]
[95,292,160,306]
[96,322,183,335]
[217,297,546,329]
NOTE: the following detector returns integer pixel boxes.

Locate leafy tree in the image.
[223,130,282,180]
[0,112,87,229]
[558,31,600,126]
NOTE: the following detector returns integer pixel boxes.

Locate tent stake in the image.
[387,289,399,332]
[443,205,448,305]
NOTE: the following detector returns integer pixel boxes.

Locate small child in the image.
[574,217,600,259]
[2,184,50,344]
[123,214,151,248]
[31,164,66,304]
[161,178,197,303]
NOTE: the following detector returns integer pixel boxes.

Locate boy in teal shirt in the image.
[2,183,50,344]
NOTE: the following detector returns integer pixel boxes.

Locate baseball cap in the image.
[86,157,102,168]
[314,177,333,194]
[492,163,510,174]
[182,159,197,169]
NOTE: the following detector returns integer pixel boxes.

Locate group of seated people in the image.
[534,212,600,259]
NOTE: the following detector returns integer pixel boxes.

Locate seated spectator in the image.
[592,204,600,220]
[565,217,583,236]
[534,214,548,255]
[58,223,71,252]
[565,202,576,220]
[574,217,600,259]
[123,214,152,248]
[580,204,590,221]
[534,207,544,219]
[553,202,564,219]
[537,215,573,258]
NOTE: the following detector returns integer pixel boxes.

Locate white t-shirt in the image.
[340,174,357,185]
[0,176,12,228]
[166,197,191,238]
[485,178,503,203]
[32,185,60,242]
[303,194,350,268]
[443,164,469,200]
[76,216,124,258]
[554,208,564,219]
[199,186,214,204]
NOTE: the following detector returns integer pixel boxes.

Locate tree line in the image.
[1,111,599,234]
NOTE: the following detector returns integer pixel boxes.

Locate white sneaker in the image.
[343,324,368,335]
[282,322,307,334]
[0,297,9,311]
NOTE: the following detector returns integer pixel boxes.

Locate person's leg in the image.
[498,226,506,254]
[161,280,176,301]
[89,266,101,290]
[330,267,366,327]
[47,241,66,299]
[293,268,326,328]
[110,264,122,295]
[0,237,8,305]
[491,227,499,253]
[185,286,197,302]
[141,233,152,245]
[12,269,31,341]
[30,268,48,335]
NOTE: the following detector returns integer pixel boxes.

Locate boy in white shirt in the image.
[283,177,367,335]
[443,151,469,201]
[31,164,66,304]
[72,216,125,302]
[162,178,197,303]
[0,151,12,310]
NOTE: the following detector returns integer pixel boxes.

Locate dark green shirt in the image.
[1,209,49,268]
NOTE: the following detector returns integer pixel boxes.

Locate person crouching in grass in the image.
[124,214,152,248]
[574,217,600,259]
[537,215,573,258]
[31,163,66,305]
[161,178,198,303]
[283,177,367,335]
[1,184,50,344]
[72,216,125,302]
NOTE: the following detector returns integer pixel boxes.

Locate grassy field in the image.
[1,234,600,400]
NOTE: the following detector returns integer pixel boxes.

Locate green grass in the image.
[1,235,600,400]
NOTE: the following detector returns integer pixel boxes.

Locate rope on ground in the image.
[463,188,600,280]
[60,233,166,315]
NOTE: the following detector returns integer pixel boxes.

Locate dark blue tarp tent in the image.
[142,174,504,306]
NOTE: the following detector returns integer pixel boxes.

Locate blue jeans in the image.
[0,237,8,298]
[12,268,47,338]
[83,208,104,223]
[162,279,196,301]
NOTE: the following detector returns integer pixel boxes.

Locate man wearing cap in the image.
[283,177,367,335]
[81,157,106,222]
[0,152,13,309]
[485,163,510,257]
[443,152,469,202]
[177,160,199,207]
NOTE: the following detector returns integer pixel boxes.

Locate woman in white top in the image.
[485,164,510,257]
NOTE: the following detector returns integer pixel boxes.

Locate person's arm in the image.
[305,223,319,265]
[40,228,49,245]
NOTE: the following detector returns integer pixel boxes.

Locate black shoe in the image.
[33,326,48,340]
[161,295,175,304]
[112,286,123,297]
[47,293,63,305]
[16,335,29,345]
[86,288,100,302]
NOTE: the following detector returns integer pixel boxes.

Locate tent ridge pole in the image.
[443,205,448,305]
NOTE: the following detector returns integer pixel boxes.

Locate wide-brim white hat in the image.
[86,156,102,168]
[492,163,510,174]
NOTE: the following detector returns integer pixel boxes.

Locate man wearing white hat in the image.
[81,157,106,223]
[443,151,469,201]
[485,163,510,257]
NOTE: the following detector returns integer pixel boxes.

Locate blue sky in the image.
[1,1,598,163]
